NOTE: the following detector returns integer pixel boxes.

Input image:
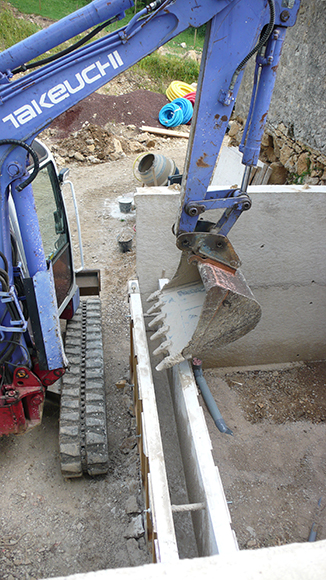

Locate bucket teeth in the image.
[148,312,166,329]
[153,340,172,356]
[155,353,186,372]
[147,299,163,315]
[146,306,162,320]
[150,324,170,341]
[147,289,162,303]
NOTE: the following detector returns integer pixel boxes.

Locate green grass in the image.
[5,0,90,21]
[1,1,202,92]
[166,26,206,52]
[135,52,200,92]
[0,2,40,49]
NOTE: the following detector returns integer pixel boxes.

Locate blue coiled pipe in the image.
[159,97,193,127]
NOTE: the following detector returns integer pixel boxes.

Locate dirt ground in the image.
[203,363,326,550]
[0,156,145,580]
[0,80,325,579]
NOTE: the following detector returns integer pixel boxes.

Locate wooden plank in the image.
[141,125,190,139]
[250,163,273,185]
[128,280,179,564]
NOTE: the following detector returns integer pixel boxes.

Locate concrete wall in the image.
[235,0,326,155]
[46,540,326,580]
[135,185,326,367]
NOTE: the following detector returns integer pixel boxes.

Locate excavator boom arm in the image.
[0,0,300,380]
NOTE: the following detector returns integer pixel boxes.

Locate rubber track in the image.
[59,297,109,478]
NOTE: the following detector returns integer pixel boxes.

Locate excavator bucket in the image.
[147,246,261,371]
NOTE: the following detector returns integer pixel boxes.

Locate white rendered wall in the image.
[135,185,326,367]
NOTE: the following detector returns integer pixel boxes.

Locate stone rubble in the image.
[43,106,325,187]
[124,515,145,540]
[44,122,186,167]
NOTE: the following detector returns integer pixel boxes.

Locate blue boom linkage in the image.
[0,0,300,433]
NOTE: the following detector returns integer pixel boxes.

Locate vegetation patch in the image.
[5,0,90,21]
[135,52,200,93]
[0,2,40,49]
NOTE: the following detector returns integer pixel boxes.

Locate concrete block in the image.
[211,146,245,188]
[211,146,263,188]
[134,187,180,297]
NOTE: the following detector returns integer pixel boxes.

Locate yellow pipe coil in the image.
[166,80,194,101]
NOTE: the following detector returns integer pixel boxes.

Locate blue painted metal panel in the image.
[32,265,67,370]
[11,179,47,278]
[0,0,133,76]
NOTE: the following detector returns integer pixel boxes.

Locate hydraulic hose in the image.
[0,140,39,192]
[146,0,168,13]
[228,0,275,92]
[192,359,233,435]
[0,252,9,281]
[0,253,20,366]
[12,17,119,75]
[121,0,169,41]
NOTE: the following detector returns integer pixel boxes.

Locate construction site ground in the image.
[0,81,325,580]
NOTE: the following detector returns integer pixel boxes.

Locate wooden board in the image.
[128,280,179,564]
[141,125,190,139]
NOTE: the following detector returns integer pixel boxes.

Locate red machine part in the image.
[32,359,65,387]
[0,367,46,435]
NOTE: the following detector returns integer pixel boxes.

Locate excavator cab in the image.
[9,139,100,321]
[28,141,77,315]
[9,140,78,317]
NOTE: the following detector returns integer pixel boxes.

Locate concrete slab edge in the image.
[43,539,326,580]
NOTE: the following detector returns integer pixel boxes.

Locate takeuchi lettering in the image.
[2,51,123,129]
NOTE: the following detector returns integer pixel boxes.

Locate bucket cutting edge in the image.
[148,251,261,371]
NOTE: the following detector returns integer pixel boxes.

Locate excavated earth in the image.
[0,77,325,580]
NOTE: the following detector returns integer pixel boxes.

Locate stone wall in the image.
[228,119,326,186]
[235,0,326,157]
